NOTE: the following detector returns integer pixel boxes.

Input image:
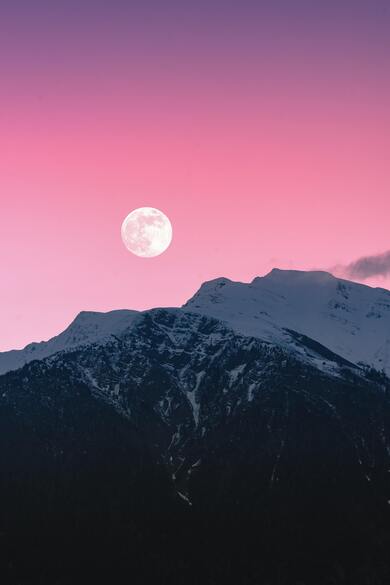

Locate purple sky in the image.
[1,0,389,350]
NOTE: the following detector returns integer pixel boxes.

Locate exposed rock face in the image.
[184,269,390,375]
[1,305,390,584]
[1,271,390,584]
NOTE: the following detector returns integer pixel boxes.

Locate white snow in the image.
[177,491,192,506]
[184,269,390,375]
[2,268,390,380]
[186,371,205,426]
[0,309,139,375]
[247,383,257,402]
[228,364,246,385]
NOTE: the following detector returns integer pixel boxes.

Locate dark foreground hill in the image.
[1,305,390,585]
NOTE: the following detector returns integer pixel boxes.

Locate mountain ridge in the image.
[1,302,390,584]
[184,268,390,375]
[1,268,390,377]
[2,269,390,584]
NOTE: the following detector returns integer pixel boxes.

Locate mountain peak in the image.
[251,268,338,289]
[184,269,390,375]
[261,267,336,281]
[2,270,390,379]
[0,309,139,376]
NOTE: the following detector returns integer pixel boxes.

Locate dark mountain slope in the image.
[0,360,189,585]
[1,309,390,583]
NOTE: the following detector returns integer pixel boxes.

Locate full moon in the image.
[121,207,173,258]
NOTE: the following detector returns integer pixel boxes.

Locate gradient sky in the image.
[1,0,389,350]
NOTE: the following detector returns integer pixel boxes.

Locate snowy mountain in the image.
[1,270,390,584]
[0,309,138,375]
[2,269,390,378]
[184,269,390,375]
[1,304,390,584]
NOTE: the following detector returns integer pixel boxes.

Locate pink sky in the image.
[1,2,389,350]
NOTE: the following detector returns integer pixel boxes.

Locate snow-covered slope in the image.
[2,285,390,583]
[1,269,390,378]
[0,309,138,375]
[184,269,390,375]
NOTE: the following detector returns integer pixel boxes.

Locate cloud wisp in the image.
[339,250,390,280]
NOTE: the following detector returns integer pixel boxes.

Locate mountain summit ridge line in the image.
[1,268,390,377]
